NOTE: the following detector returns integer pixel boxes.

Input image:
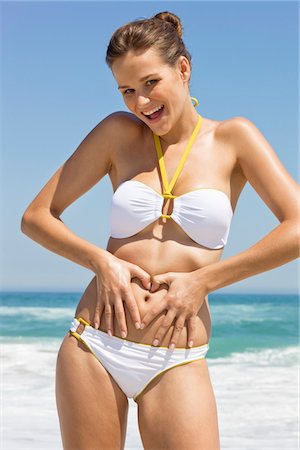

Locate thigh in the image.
[137,359,220,450]
[56,331,129,450]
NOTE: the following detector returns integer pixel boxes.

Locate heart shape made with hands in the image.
[131,276,169,293]
[149,278,169,293]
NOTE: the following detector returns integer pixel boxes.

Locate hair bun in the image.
[154,11,183,39]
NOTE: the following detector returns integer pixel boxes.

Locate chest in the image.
[109,125,236,199]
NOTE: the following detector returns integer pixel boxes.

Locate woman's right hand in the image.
[93,253,152,338]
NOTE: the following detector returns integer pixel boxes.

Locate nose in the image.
[136,94,150,110]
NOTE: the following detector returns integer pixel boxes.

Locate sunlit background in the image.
[2,1,298,293]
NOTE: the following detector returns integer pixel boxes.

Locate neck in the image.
[159,100,201,146]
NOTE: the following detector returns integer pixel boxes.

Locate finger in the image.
[113,298,128,338]
[140,299,168,330]
[129,265,152,290]
[151,309,176,347]
[187,315,197,348]
[94,277,103,329]
[150,272,172,292]
[104,296,114,336]
[123,287,142,330]
[168,315,186,350]
[149,279,161,293]
[93,302,104,330]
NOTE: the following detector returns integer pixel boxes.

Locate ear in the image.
[177,56,191,83]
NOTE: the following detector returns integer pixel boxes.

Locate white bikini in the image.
[69,111,232,401]
[110,114,232,249]
[110,179,232,249]
[70,317,209,402]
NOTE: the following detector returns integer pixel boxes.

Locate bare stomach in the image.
[74,235,223,349]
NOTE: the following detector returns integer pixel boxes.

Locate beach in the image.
[1,292,298,449]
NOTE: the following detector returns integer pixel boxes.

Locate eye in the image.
[123,89,134,95]
[146,79,158,87]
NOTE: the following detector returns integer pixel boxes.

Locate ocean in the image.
[1,292,298,450]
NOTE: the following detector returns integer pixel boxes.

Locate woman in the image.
[21,11,299,450]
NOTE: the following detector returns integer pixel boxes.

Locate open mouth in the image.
[142,105,165,121]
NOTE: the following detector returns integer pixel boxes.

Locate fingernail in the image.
[188,340,194,348]
[140,323,145,330]
[121,330,127,338]
[135,322,141,330]
[107,329,112,337]
[94,322,99,329]
[169,343,175,350]
[152,339,160,346]
[147,282,151,290]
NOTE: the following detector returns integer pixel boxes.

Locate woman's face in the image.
[111,48,191,136]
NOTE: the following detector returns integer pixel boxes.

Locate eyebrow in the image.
[117,73,159,90]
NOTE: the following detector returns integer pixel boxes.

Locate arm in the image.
[21,201,110,273]
[142,117,299,350]
[200,117,300,293]
[21,112,152,333]
[21,114,116,272]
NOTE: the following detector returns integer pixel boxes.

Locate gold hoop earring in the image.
[191,97,199,107]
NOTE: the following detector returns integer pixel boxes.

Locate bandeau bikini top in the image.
[109,112,233,249]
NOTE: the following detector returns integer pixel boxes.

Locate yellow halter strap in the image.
[153,113,202,200]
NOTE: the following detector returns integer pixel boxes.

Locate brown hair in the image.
[105,11,192,72]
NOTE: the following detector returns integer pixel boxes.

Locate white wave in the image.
[210,346,298,367]
[210,303,295,324]
[2,339,62,375]
[0,306,75,320]
[207,346,298,448]
[1,341,298,449]
[1,338,143,450]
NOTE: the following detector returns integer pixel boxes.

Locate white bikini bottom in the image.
[69,317,210,402]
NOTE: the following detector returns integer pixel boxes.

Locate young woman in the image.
[21,11,299,450]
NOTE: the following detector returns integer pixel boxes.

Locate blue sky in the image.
[2,1,299,293]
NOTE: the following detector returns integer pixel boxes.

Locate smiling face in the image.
[111,48,191,136]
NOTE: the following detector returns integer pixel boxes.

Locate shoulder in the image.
[98,111,147,172]
[214,115,257,141]
[214,116,299,222]
[214,116,267,161]
[202,115,255,145]
[99,110,144,139]
[93,111,145,164]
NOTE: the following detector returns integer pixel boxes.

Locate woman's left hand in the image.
[140,270,208,349]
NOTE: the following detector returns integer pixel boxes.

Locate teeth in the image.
[143,105,164,116]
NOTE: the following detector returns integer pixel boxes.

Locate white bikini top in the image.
[109,114,233,249]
